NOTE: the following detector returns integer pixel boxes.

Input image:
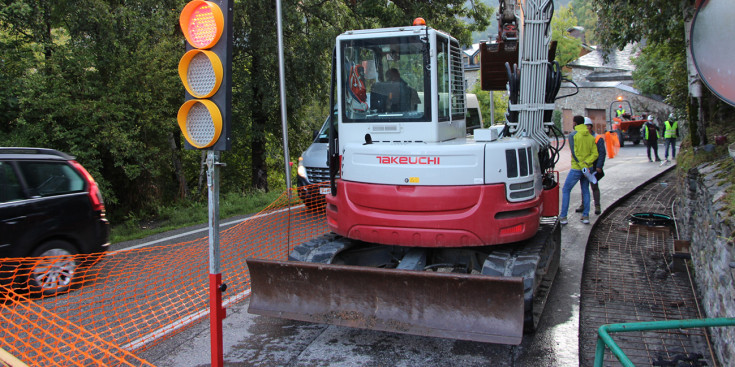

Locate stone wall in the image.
[678,159,735,364]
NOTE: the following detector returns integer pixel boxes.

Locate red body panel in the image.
[325,180,542,247]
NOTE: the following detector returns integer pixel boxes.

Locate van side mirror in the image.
[312,130,319,141]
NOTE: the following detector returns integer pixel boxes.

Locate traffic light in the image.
[178,0,232,150]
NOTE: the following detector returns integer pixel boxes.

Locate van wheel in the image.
[29,240,79,296]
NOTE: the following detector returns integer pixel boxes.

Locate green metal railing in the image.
[594,317,735,367]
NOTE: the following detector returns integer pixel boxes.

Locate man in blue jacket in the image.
[560,115,598,225]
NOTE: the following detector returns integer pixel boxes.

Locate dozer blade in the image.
[246,258,525,345]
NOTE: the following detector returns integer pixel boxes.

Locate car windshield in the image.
[341,35,428,123]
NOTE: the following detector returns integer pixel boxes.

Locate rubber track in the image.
[289,233,353,263]
[481,220,561,332]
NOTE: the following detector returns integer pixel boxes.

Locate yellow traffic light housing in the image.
[180,1,224,49]
[178,100,223,149]
[177,0,232,151]
[178,50,223,98]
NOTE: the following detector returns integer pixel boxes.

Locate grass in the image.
[109,190,284,244]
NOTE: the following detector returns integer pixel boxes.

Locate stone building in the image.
[557,44,673,134]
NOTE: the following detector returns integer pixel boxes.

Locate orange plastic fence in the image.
[0,185,329,366]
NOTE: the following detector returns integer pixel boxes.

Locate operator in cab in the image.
[383,68,420,112]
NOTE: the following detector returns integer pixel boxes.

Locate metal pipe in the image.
[276,0,292,194]
[594,318,735,367]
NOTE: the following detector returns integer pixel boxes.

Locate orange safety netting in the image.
[0,185,329,366]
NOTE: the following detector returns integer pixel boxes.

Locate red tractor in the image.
[608,100,648,147]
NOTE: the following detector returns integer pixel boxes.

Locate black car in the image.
[0,148,109,296]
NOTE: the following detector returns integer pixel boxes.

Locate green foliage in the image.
[550,5,582,67]
[632,40,688,111]
[569,0,597,44]
[110,189,282,243]
[469,84,508,126]
[0,0,492,225]
[552,110,562,131]
[589,0,685,51]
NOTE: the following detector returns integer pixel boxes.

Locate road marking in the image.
[121,288,251,351]
[114,206,300,252]
[117,205,300,350]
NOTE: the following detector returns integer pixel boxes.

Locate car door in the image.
[0,160,34,257]
[13,160,91,254]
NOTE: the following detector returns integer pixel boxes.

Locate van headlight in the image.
[297,157,307,179]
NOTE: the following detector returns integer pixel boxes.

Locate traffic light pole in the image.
[207,150,226,367]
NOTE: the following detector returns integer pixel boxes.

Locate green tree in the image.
[0,0,494,220]
[588,0,733,146]
[631,41,687,111]
[470,84,508,126]
[550,5,582,68]
[569,0,597,44]
[0,0,184,214]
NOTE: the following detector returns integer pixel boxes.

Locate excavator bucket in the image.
[246,258,525,345]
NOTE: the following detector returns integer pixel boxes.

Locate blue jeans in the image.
[561,169,590,217]
[664,138,677,159]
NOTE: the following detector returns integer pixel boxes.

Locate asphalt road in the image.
[133,142,674,366]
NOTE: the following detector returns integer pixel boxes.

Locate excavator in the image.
[246,0,564,345]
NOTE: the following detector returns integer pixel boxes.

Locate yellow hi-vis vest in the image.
[664,120,678,138]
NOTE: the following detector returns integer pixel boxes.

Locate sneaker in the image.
[559,217,568,225]
[575,205,584,213]
[655,158,662,162]
[649,158,653,162]
[594,205,601,215]
[580,216,590,224]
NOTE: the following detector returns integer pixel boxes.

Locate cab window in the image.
[341,35,429,122]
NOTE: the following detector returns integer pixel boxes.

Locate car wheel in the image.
[29,240,79,296]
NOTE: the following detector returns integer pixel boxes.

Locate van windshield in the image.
[340,35,429,123]
[314,108,338,144]
[315,118,330,143]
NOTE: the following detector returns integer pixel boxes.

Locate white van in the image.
[465,93,483,132]
[296,94,483,209]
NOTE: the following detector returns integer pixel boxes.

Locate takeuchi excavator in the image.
[247,0,565,345]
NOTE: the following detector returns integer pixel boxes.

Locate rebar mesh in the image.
[580,170,714,366]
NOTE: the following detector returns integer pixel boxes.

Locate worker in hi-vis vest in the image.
[616,105,625,119]
[663,114,679,161]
